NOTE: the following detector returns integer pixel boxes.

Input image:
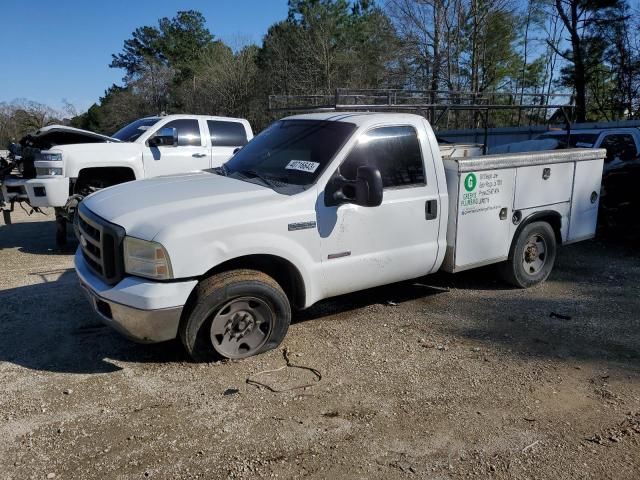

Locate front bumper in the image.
[24,176,69,207]
[75,248,198,343]
[1,177,29,205]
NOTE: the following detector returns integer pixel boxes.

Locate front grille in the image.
[76,203,125,285]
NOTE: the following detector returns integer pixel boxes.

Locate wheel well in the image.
[516,211,563,246]
[73,167,136,193]
[203,255,306,309]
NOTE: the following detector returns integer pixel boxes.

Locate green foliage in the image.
[260,0,400,95]
[553,0,629,121]
[110,10,213,82]
[476,9,521,92]
[57,0,640,135]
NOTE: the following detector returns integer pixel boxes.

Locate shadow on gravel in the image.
[296,279,453,323]
[0,218,77,255]
[0,269,188,374]
[2,231,639,374]
[445,292,640,368]
[443,240,640,369]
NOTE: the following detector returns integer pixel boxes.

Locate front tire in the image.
[55,214,67,246]
[179,269,291,361]
[501,221,557,288]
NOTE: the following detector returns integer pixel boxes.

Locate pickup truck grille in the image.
[76,203,125,285]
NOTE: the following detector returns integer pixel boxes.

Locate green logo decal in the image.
[464,173,477,192]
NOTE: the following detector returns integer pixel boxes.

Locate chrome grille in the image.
[76,203,125,285]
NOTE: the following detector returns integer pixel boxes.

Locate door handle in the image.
[192,153,207,158]
[425,199,438,220]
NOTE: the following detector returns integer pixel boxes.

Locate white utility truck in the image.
[1,115,252,243]
[74,113,605,360]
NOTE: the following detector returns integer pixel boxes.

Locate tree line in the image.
[2,0,639,145]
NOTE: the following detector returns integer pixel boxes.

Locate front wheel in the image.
[500,221,557,288]
[179,269,291,361]
[55,214,67,246]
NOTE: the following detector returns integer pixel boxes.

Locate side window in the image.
[340,126,425,188]
[208,120,248,147]
[600,134,637,163]
[162,119,201,146]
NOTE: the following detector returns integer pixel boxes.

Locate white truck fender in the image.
[161,232,322,309]
[57,143,145,179]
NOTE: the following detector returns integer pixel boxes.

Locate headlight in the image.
[40,152,62,162]
[123,236,173,280]
[36,167,63,176]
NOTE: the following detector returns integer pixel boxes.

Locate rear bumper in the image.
[24,176,69,207]
[75,248,198,343]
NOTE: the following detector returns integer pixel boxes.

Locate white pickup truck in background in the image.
[74,112,605,361]
[1,114,253,243]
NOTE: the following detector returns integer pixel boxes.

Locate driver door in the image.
[317,124,441,299]
[143,119,209,177]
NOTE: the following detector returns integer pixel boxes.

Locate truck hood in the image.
[82,172,280,240]
[21,124,117,149]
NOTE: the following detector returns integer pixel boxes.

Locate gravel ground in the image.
[1,208,639,480]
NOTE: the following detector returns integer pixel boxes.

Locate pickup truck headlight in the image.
[40,152,62,162]
[123,236,173,280]
[36,167,63,176]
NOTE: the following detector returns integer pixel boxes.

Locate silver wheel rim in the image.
[209,296,273,359]
[522,234,547,276]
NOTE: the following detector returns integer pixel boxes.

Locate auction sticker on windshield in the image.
[285,160,320,173]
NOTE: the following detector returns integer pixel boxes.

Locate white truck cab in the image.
[25,114,253,209]
[74,113,605,361]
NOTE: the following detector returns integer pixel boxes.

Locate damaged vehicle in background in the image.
[0,125,109,225]
[1,124,127,227]
[0,115,253,244]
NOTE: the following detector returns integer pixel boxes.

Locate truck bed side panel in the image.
[442,148,606,273]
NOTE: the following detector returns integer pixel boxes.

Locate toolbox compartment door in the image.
[514,162,574,209]
[454,169,516,269]
[568,159,604,241]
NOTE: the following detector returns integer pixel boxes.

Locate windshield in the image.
[537,132,599,148]
[223,119,357,194]
[111,118,160,142]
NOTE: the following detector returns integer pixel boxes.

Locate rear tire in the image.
[179,269,291,361]
[500,221,557,288]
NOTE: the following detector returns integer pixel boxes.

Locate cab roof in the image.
[140,114,249,123]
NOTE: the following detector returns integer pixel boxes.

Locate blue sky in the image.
[0,0,289,112]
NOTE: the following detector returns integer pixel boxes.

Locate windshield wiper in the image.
[232,169,287,189]
[212,164,228,176]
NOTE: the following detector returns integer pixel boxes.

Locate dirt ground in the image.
[0,208,639,480]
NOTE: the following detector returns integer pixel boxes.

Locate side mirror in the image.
[149,127,178,147]
[325,165,383,207]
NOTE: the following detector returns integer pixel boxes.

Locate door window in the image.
[600,134,638,163]
[208,120,248,147]
[161,119,202,146]
[340,125,425,188]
